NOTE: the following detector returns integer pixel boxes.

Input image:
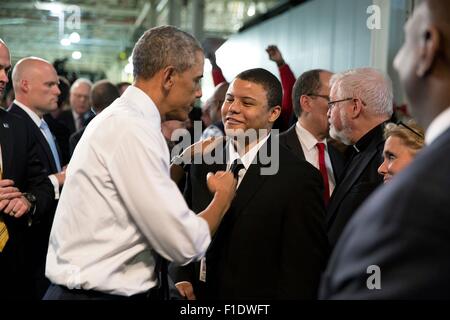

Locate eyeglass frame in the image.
[327,97,354,110]
[306,93,330,102]
[397,121,424,139]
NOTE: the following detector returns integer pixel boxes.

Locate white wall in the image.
[215,0,411,104]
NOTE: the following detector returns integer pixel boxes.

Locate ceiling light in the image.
[69,32,80,43]
[72,51,82,60]
[60,38,71,46]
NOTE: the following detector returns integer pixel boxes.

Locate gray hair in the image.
[70,78,93,92]
[330,67,393,117]
[132,25,203,80]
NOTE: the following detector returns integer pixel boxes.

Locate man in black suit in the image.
[174,68,329,300]
[320,0,450,299]
[9,56,65,298]
[69,79,120,156]
[325,68,393,248]
[0,39,54,299]
[279,69,346,205]
[57,78,93,136]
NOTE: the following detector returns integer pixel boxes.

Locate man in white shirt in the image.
[44,26,236,300]
[320,0,450,299]
[279,69,346,205]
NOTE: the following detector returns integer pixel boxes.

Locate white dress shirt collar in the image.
[227,133,271,170]
[295,121,327,150]
[13,99,42,127]
[426,106,450,145]
[121,85,162,130]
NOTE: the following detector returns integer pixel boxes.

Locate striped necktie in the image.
[0,165,9,252]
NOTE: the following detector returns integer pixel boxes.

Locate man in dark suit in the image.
[173,68,329,300]
[9,56,65,298]
[0,39,54,299]
[279,69,346,205]
[57,78,94,136]
[320,0,450,299]
[69,79,120,156]
[325,68,393,248]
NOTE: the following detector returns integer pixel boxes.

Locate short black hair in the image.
[235,68,282,109]
[292,69,325,117]
[91,80,120,113]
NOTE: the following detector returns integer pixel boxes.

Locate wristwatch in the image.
[23,193,37,211]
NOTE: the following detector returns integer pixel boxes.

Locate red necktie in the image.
[316,142,330,206]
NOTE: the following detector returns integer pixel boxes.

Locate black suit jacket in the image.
[43,114,70,166]
[9,104,61,175]
[0,109,54,299]
[279,125,346,184]
[325,124,385,248]
[320,127,450,299]
[56,109,94,136]
[174,137,329,299]
[69,127,86,157]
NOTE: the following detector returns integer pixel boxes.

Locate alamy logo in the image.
[366,5,381,30]
[366,265,381,290]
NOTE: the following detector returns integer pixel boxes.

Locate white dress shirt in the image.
[227,134,271,188]
[12,100,60,199]
[45,86,211,296]
[295,122,335,195]
[426,106,450,145]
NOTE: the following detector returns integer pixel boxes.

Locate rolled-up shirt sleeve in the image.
[108,123,211,265]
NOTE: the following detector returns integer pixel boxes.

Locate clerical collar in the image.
[352,123,385,153]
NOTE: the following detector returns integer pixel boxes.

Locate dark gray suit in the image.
[320,127,450,299]
[278,125,346,184]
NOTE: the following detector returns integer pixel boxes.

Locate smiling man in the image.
[173,68,329,300]
[44,26,237,300]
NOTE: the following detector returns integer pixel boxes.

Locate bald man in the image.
[9,57,65,298]
[320,0,450,299]
[0,40,54,300]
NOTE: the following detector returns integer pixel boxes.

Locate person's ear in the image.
[162,66,176,90]
[268,105,281,123]
[21,79,29,93]
[299,95,312,113]
[350,98,363,119]
[417,26,440,77]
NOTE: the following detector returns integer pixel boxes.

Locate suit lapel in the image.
[280,125,306,161]
[10,104,58,173]
[0,112,14,177]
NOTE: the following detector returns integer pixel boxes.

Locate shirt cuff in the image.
[48,174,60,200]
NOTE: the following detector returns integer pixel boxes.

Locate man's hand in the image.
[54,166,67,186]
[176,281,196,300]
[207,170,237,207]
[266,45,285,67]
[0,179,22,211]
[2,195,31,218]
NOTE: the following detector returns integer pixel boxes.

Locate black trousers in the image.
[43,284,155,300]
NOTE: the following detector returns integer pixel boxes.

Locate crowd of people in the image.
[0,0,449,300]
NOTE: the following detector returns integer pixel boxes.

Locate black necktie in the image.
[230,159,244,179]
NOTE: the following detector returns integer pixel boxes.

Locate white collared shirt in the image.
[295,122,335,195]
[45,86,211,296]
[227,134,271,188]
[425,106,450,145]
[12,100,60,199]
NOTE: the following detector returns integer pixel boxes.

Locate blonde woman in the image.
[378,121,425,183]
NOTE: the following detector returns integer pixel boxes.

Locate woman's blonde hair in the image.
[384,120,425,155]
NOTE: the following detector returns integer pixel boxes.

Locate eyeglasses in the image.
[307,94,330,102]
[397,121,424,139]
[327,97,354,110]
